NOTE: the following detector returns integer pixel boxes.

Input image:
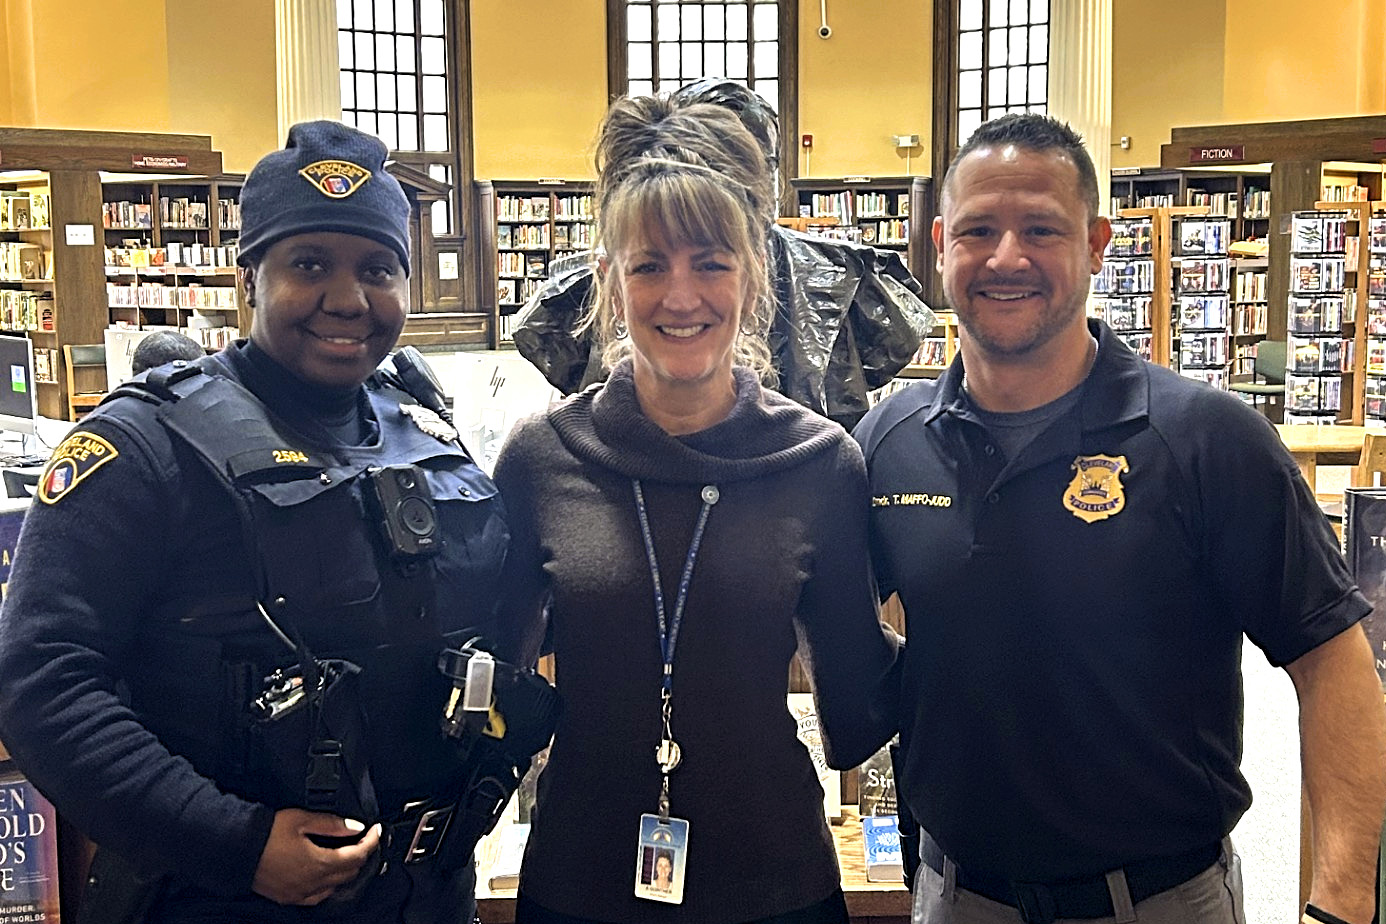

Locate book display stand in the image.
[1361,208,1386,422]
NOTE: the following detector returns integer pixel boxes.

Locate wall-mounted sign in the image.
[131,154,189,170]
[1188,145,1245,164]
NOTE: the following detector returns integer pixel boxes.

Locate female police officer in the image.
[0,121,509,923]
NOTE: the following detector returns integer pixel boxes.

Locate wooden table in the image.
[476,808,911,924]
[1274,423,1375,486]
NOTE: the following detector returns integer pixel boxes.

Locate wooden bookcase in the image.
[474,179,595,348]
[1229,255,1270,384]
[101,175,246,346]
[0,128,224,420]
[1110,168,1271,243]
[788,176,934,295]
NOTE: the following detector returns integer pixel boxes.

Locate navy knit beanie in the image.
[237,120,411,274]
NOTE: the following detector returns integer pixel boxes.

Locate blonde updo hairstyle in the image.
[585,94,777,383]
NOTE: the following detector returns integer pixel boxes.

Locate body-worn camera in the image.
[364,464,439,560]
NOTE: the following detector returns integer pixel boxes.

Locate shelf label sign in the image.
[131,154,189,170]
[1188,145,1245,164]
[65,224,95,246]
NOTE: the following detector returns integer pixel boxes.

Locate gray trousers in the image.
[912,839,1244,924]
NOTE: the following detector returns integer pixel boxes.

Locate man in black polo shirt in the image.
[853,112,1386,924]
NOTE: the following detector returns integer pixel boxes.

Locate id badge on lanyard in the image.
[629,480,719,905]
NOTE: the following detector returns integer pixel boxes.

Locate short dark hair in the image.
[942,113,1101,221]
[131,330,205,374]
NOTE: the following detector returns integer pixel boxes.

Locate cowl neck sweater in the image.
[547,359,842,484]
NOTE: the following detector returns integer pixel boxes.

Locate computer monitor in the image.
[0,334,36,436]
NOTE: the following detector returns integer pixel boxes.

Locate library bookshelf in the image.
[0,127,224,419]
[474,179,594,348]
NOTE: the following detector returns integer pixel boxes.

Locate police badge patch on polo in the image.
[38,431,119,505]
[1063,454,1129,524]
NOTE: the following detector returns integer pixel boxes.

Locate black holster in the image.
[76,847,168,924]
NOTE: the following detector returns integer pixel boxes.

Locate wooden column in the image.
[1268,160,1322,344]
[275,0,342,141]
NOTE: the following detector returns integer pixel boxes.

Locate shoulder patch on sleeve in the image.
[38,431,120,505]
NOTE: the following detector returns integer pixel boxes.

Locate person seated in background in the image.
[130,329,206,375]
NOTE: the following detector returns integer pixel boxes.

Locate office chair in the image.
[63,343,107,421]
[2,468,40,499]
[1229,339,1286,415]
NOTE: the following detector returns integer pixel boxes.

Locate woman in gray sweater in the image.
[493,93,900,924]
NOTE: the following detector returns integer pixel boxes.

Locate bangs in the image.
[602,169,756,261]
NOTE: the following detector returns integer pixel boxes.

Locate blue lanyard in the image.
[631,480,718,695]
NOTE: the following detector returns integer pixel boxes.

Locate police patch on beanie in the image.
[299,160,372,199]
[237,120,412,273]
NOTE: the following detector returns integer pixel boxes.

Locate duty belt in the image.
[386,799,457,864]
[920,832,1222,924]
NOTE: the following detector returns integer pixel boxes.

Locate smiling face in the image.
[654,854,673,885]
[244,231,408,388]
[932,144,1111,362]
[610,230,748,397]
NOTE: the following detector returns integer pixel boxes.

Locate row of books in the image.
[498,277,544,309]
[497,225,549,250]
[1179,331,1228,370]
[498,252,546,279]
[556,223,593,250]
[1180,294,1229,330]
[553,195,594,220]
[497,196,551,222]
[1291,213,1350,255]
[0,289,52,331]
[1174,218,1229,257]
[1243,188,1271,219]
[1234,303,1268,336]
[1176,258,1230,294]
[853,192,910,219]
[105,242,239,270]
[1106,218,1154,258]
[1288,335,1345,374]
[1320,184,1371,202]
[860,220,908,246]
[1093,259,1156,296]
[1235,268,1267,303]
[107,282,240,310]
[0,190,50,231]
[1092,296,1153,332]
[0,243,48,282]
[803,192,852,223]
[1291,257,1348,294]
[1286,373,1343,417]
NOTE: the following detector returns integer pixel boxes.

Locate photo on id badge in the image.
[635,814,689,904]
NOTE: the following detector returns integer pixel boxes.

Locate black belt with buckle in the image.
[920,833,1221,924]
[386,800,458,864]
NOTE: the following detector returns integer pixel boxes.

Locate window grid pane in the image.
[956,0,1047,146]
[339,0,455,157]
[625,0,778,103]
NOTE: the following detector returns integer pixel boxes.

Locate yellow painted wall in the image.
[471,0,609,180]
[1223,0,1381,123]
[165,0,277,173]
[1111,0,1226,168]
[797,0,932,178]
[27,0,172,131]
